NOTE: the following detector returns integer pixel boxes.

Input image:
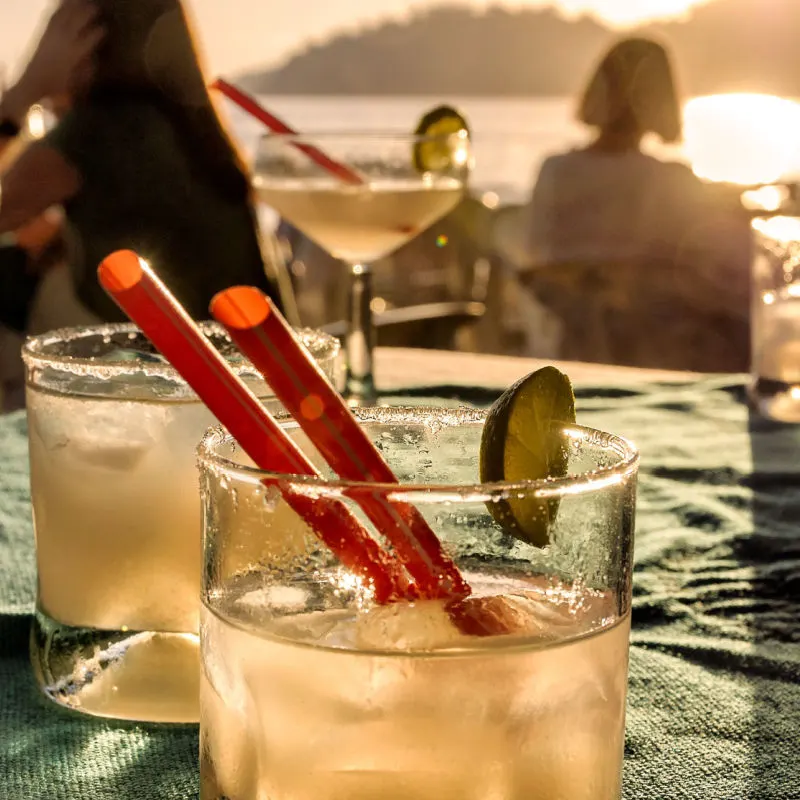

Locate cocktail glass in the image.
[253,131,471,403]
[198,406,638,799]
[750,216,800,421]
[22,322,338,722]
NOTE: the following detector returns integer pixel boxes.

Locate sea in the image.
[226,93,800,206]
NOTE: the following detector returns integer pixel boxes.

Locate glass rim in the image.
[22,321,340,380]
[257,130,470,145]
[197,406,639,501]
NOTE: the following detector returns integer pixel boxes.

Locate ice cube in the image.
[447,588,588,639]
[70,441,151,470]
[200,672,260,800]
[68,402,171,470]
[510,613,630,726]
[273,717,512,800]
[355,601,462,651]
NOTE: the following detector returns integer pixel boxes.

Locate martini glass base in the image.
[343,378,377,407]
[344,261,378,406]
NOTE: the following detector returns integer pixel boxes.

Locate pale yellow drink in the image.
[255,177,463,261]
[200,575,630,800]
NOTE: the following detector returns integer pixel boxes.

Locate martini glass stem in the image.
[344,262,377,404]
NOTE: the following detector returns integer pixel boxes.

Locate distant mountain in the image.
[643,0,800,96]
[237,0,800,97]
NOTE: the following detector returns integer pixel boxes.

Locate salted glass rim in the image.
[21,322,340,381]
[197,406,639,501]
[257,130,470,144]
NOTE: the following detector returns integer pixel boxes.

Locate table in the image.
[1,349,798,799]
[374,347,700,391]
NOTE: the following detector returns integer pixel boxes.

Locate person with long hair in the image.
[0,0,282,324]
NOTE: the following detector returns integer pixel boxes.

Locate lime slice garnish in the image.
[479,366,576,546]
[413,105,470,173]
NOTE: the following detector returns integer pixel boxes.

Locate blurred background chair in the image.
[491,194,751,372]
[517,258,749,372]
[320,300,486,350]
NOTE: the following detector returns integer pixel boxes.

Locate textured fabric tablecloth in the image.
[1,373,798,799]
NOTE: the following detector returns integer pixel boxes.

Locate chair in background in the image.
[321,300,487,350]
[520,259,749,372]
[490,203,563,358]
[491,202,750,371]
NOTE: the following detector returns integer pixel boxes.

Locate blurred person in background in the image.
[0,0,283,337]
[0,0,103,410]
[518,37,751,370]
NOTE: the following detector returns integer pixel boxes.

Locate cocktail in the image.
[253,130,470,402]
[198,406,638,800]
[23,322,338,721]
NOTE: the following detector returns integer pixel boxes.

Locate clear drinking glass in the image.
[253,132,471,404]
[198,406,638,800]
[22,322,339,722]
[750,216,800,422]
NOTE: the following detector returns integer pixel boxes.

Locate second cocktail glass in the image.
[253,131,471,403]
[23,322,339,722]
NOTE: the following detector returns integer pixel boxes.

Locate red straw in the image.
[97,251,410,604]
[211,78,364,186]
[211,286,472,602]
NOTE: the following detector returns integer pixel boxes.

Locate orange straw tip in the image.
[211,286,271,330]
[98,250,145,293]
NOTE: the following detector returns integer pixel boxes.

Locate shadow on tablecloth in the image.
[746,403,800,800]
[570,378,798,800]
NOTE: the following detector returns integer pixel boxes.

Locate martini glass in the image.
[253,131,471,404]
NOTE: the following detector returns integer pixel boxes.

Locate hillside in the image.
[237,0,800,97]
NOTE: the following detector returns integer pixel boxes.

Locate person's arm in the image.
[524,157,559,265]
[0,0,102,213]
[0,0,103,145]
[492,158,560,269]
[0,143,80,233]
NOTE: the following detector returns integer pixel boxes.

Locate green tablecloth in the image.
[1,377,798,799]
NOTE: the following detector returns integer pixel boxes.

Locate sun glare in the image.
[554,0,705,27]
[752,216,800,246]
[683,94,800,185]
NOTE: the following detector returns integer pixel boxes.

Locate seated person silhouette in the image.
[519,37,751,371]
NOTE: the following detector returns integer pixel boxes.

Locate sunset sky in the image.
[0,0,711,78]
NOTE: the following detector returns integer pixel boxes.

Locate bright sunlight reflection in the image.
[752,216,800,245]
[25,105,46,139]
[741,185,790,213]
[683,94,800,185]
